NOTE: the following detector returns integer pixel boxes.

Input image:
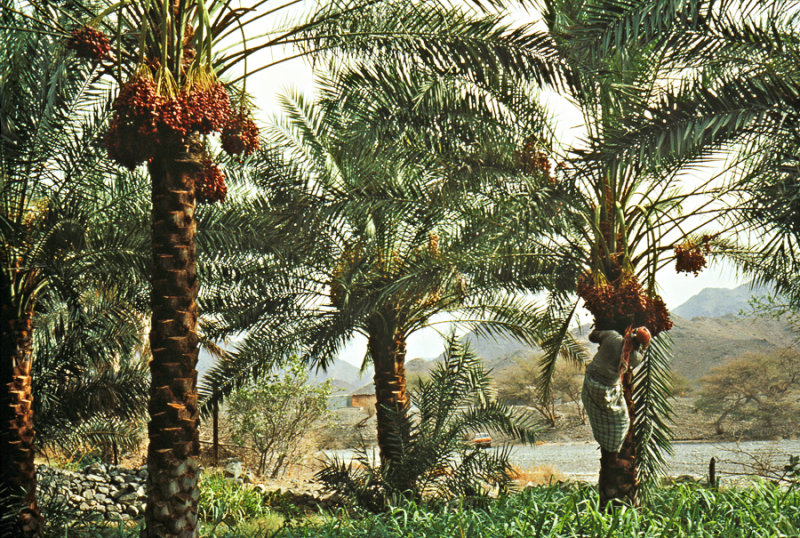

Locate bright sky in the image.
[238,2,746,366]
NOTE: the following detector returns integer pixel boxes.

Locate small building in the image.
[350,383,376,409]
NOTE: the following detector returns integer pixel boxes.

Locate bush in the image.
[227,356,331,478]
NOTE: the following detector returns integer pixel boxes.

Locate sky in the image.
[236,2,747,367]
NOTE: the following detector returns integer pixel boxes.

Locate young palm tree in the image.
[318,335,537,509]
[199,64,576,470]
[0,18,147,536]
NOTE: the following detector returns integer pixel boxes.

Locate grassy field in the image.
[281,482,799,538]
[46,475,799,537]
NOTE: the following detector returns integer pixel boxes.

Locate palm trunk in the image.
[0,284,42,537]
[368,324,409,468]
[598,369,638,509]
[143,149,202,537]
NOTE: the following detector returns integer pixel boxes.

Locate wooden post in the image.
[212,389,219,467]
[212,385,219,467]
[709,457,716,487]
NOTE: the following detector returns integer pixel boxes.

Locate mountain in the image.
[307,359,373,388]
[672,282,773,319]
[198,351,372,390]
[666,313,794,379]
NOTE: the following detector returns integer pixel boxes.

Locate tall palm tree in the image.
[0,15,146,535]
[477,0,754,506]
[200,64,575,470]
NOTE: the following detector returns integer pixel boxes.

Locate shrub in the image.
[227,356,331,478]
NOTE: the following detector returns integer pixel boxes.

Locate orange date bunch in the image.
[103,69,260,204]
[221,112,261,157]
[66,26,111,61]
[518,137,554,183]
[577,272,672,337]
[674,238,710,276]
[196,158,227,203]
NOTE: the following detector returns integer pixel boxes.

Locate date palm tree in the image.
[0,15,148,535]
[484,0,759,507]
[199,64,577,471]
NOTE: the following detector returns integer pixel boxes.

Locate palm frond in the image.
[633,331,675,494]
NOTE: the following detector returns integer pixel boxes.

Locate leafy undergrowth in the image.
[43,478,799,537]
[282,481,800,538]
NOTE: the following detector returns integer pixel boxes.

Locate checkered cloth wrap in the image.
[581,372,629,453]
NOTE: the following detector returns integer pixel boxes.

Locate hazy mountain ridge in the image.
[672,282,774,319]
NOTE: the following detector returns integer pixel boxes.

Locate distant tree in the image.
[227,357,330,478]
[496,356,586,426]
[552,362,587,425]
[695,351,800,436]
[670,373,693,398]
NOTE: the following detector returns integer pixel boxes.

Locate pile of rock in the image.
[37,462,147,520]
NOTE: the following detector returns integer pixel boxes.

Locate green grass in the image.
[280,481,800,538]
[42,476,800,537]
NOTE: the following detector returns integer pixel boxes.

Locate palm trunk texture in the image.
[0,283,42,537]
[143,152,202,537]
[368,324,409,467]
[598,369,638,508]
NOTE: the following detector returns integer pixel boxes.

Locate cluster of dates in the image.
[66,26,111,60]
[67,25,261,204]
[518,137,554,183]
[674,237,711,276]
[577,272,672,337]
[103,72,259,203]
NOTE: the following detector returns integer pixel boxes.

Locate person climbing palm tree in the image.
[582,326,651,505]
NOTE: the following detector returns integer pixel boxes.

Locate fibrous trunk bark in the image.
[0,279,42,537]
[368,324,409,468]
[598,369,638,509]
[143,152,201,537]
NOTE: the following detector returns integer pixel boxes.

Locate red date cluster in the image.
[105,74,234,169]
[221,113,261,157]
[578,273,673,336]
[104,73,262,203]
[518,137,554,181]
[66,26,111,61]
[674,241,709,276]
[105,76,162,170]
[196,159,227,203]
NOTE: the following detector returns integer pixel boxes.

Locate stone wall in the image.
[37,462,147,521]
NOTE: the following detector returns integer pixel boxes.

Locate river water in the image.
[327,439,800,484]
